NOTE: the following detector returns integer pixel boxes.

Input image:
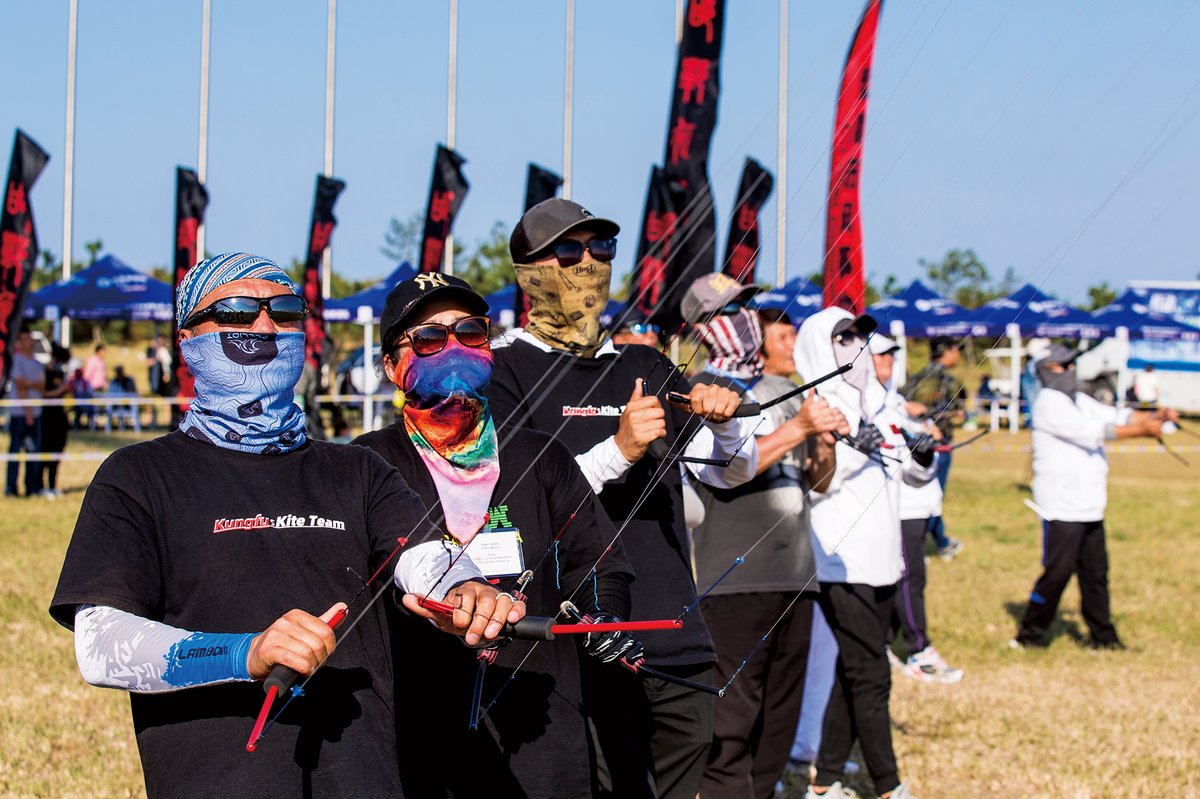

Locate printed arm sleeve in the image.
[74,604,254,693]
[541,436,634,620]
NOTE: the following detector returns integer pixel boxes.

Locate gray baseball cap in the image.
[1036,343,1083,366]
[510,198,620,262]
[680,272,760,324]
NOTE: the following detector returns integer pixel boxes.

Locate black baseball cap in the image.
[831,314,878,338]
[931,336,963,358]
[510,198,620,262]
[380,273,490,351]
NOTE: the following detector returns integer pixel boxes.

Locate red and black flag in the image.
[0,130,49,389]
[655,0,726,323]
[514,163,563,325]
[631,166,680,318]
[419,145,469,273]
[822,0,883,313]
[171,166,208,400]
[302,174,346,370]
[723,157,773,285]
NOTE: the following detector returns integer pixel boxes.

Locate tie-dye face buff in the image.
[398,340,500,543]
[179,331,307,454]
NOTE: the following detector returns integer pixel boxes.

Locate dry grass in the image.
[1,430,1197,798]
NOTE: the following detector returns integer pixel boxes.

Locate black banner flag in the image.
[514,163,563,325]
[0,130,49,390]
[631,166,680,319]
[171,166,208,401]
[419,145,469,273]
[723,158,773,284]
[302,174,346,371]
[655,0,726,323]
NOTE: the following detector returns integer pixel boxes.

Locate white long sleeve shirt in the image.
[1031,389,1131,522]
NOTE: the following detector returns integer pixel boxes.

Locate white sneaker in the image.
[901,646,964,684]
[888,784,918,799]
[804,782,860,799]
[886,648,903,669]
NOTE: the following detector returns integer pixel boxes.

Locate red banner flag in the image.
[723,158,773,284]
[302,175,346,371]
[419,145,469,273]
[0,130,50,390]
[171,166,208,406]
[822,0,884,313]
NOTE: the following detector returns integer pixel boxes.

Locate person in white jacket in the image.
[1012,344,1177,649]
[869,335,964,685]
[793,309,936,799]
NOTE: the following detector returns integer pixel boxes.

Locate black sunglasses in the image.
[183,295,308,329]
[396,315,491,357]
[542,237,618,267]
[624,322,661,336]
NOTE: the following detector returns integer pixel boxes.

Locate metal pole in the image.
[562,0,574,200]
[776,0,788,287]
[675,0,684,42]
[444,0,458,275]
[322,0,337,299]
[196,0,211,262]
[60,0,78,347]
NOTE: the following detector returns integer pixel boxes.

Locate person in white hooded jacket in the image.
[793,308,936,799]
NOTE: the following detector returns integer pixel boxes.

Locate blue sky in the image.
[2,0,1198,304]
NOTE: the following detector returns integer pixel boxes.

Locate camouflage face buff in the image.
[179,331,307,455]
[514,257,612,357]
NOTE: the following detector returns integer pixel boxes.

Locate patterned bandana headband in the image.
[176,252,299,327]
[398,341,501,543]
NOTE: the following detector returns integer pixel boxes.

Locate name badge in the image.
[470,527,526,579]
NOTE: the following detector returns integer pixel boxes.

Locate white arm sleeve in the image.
[393,540,486,600]
[684,418,759,489]
[74,605,255,693]
[573,435,636,492]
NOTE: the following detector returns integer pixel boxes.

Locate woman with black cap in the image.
[353,272,637,798]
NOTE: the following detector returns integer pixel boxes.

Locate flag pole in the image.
[322,0,337,299]
[776,0,788,287]
[60,0,78,347]
[196,0,211,265]
[444,0,458,275]
[562,0,574,200]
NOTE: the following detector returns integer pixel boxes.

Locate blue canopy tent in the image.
[752,277,822,322]
[969,283,1104,339]
[1091,289,1200,341]
[325,262,416,322]
[866,280,987,338]
[25,254,173,321]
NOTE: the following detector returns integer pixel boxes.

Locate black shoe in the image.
[1085,638,1126,651]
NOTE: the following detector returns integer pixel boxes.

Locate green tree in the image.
[1084,280,1117,311]
[456,222,514,296]
[83,239,103,266]
[380,212,423,265]
[920,248,1011,308]
[880,273,902,298]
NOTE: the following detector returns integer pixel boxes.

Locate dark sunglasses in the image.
[718,302,745,316]
[543,237,618,267]
[623,322,661,336]
[397,315,491,357]
[183,295,308,329]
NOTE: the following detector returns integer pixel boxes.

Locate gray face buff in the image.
[1036,361,1077,396]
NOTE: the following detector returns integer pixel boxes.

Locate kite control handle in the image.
[262,606,348,696]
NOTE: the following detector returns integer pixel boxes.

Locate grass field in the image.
[1,429,1197,798]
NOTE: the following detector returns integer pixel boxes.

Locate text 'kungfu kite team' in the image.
[50,198,1174,799]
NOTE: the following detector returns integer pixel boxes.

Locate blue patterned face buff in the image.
[179,331,307,455]
[176,252,299,328]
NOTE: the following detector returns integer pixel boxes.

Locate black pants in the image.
[889,518,931,654]
[1017,519,1118,645]
[40,409,69,491]
[815,582,900,795]
[582,658,714,799]
[699,593,814,799]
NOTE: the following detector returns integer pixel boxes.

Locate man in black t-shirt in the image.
[51,252,524,799]
[491,199,758,799]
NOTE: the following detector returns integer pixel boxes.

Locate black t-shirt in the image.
[50,431,438,799]
[491,339,715,667]
[354,423,634,799]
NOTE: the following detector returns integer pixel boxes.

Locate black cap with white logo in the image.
[380,273,490,352]
[510,198,620,262]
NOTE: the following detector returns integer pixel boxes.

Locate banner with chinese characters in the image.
[419,145,469,273]
[171,166,208,401]
[822,0,883,313]
[656,0,726,324]
[514,163,563,326]
[302,174,346,370]
[0,130,49,390]
[723,157,773,284]
[632,165,679,319]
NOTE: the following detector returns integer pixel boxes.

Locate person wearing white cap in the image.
[870,335,964,685]
[1011,344,1178,649]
